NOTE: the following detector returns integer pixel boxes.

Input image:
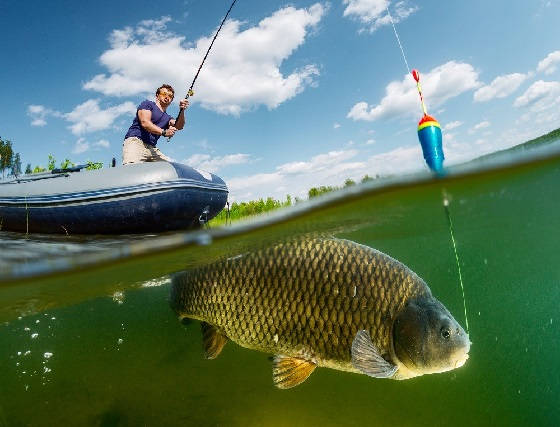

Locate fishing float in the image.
[411,69,445,175]
[386,6,446,175]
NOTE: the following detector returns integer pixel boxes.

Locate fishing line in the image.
[443,194,470,334]
[386,5,469,332]
[169,0,238,139]
[386,6,411,75]
[184,0,238,101]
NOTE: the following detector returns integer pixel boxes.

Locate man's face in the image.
[158,89,174,106]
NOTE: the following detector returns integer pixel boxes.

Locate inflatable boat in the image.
[0,162,228,234]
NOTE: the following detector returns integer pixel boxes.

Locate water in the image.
[1,143,559,426]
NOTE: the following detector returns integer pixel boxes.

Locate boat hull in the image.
[0,162,228,234]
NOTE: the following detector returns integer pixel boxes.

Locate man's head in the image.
[156,84,175,106]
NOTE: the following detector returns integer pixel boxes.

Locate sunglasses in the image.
[159,91,174,99]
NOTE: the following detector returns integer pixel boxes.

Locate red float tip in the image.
[412,69,420,82]
[418,114,439,126]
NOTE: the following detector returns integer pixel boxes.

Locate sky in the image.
[1,0,560,201]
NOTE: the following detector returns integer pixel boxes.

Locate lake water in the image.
[1,143,559,426]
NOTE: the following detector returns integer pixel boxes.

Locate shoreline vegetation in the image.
[209,175,380,226]
[0,138,103,179]
[2,127,559,227]
[473,127,560,162]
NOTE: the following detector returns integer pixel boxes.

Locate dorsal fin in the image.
[351,330,397,378]
[272,355,317,389]
[201,322,228,359]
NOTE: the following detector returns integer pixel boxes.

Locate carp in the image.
[170,238,470,388]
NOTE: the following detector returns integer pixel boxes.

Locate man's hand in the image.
[165,126,178,137]
[179,99,189,110]
[170,99,189,133]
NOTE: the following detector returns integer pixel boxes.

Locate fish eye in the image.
[440,327,451,340]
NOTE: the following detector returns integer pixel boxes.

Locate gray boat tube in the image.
[0,162,228,234]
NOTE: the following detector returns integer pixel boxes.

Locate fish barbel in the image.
[170,238,470,388]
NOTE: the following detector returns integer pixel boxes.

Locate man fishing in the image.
[122,0,237,165]
[122,84,189,164]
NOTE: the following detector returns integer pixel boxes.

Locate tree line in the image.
[210,174,382,226]
[0,136,102,179]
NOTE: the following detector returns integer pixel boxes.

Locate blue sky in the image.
[1,0,560,201]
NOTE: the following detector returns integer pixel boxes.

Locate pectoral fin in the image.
[272,355,317,389]
[201,322,228,359]
[351,330,397,379]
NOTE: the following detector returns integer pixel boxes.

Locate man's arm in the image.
[169,99,189,130]
[138,109,167,135]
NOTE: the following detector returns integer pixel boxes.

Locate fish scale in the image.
[171,238,431,371]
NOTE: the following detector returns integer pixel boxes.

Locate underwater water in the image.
[1,143,559,426]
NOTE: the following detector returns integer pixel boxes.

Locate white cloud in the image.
[135,17,173,44]
[225,146,443,202]
[64,100,136,135]
[185,153,251,173]
[473,73,528,102]
[71,138,112,156]
[333,122,341,129]
[72,138,90,154]
[226,172,284,201]
[468,120,491,134]
[226,125,544,201]
[277,150,359,174]
[226,149,368,201]
[94,139,111,148]
[444,121,463,131]
[31,118,46,127]
[347,61,480,122]
[342,0,417,32]
[27,105,62,127]
[514,80,560,112]
[83,4,325,116]
[366,145,421,174]
[473,121,490,130]
[537,50,560,75]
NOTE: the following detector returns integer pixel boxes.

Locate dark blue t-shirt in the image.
[125,100,172,146]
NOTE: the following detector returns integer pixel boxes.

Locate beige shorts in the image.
[122,137,172,165]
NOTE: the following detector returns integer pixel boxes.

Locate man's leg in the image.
[150,146,173,162]
[122,137,150,164]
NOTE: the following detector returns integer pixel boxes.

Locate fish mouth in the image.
[454,352,469,368]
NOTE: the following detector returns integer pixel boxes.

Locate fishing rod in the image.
[169,0,238,139]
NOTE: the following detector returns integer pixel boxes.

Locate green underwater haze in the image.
[0,134,560,426]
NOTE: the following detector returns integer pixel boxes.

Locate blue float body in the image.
[417,125,444,174]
